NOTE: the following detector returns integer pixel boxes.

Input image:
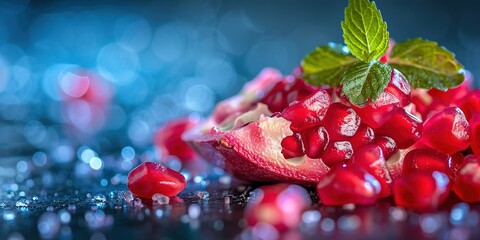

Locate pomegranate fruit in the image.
[454,155,480,203]
[127,162,186,198]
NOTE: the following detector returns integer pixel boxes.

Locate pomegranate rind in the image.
[186,116,330,186]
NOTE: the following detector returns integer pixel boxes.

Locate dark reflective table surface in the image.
[1,152,480,240]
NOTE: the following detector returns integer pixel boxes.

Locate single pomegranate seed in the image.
[244,184,311,232]
[458,89,480,121]
[376,108,422,149]
[469,113,480,155]
[259,81,287,113]
[323,102,361,141]
[393,171,450,212]
[322,141,353,167]
[154,116,200,161]
[420,107,471,154]
[373,136,398,159]
[353,92,399,129]
[428,71,472,106]
[453,155,480,202]
[316,165,380,206]
[349,124,375,150]
[402,148,454,180]
[282,89,331,132]
[281,133,305,159]
[300,126,329,159]
[127,162,186,198]
[350,144,392,198]
[385,69,411,107]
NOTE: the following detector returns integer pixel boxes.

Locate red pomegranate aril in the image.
[420,107,471,154]
[349,124,375,149]
[376,108,422,149]
[350,144,392,198]
[154,116,201,161]
[402,148,453,180]
[469,113,480,155]
[282,89,331,132]
[373,136,398,159]
[259,81,287,113]
[245,184,311,232]
[300,126,329,159]
[323,102,361,141]
[457,89,480,121]
[127,162,186,198]
[317,165,380,206]
[353,92,399,128]
[384,69,411,107]
[322,141,353,167]
[281,133,305,159]
[453,155,480,202]
[428,71,472,106]
[393,171,450,212]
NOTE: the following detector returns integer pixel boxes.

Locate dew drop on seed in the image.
[152,193,169,205]
[188,204,201,219]
[338,215,361,231]
[302,210,321,225]
[320,218,335,232]
[196,191,210,199]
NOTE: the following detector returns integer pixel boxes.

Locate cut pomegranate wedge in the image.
[186,115,330,186]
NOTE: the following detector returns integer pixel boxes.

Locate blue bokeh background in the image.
[0,0,479,154]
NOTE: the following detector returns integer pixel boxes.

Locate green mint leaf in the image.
[342,0,389,62]
[341,61,392,105]
[389,38,465,90]
[301,43,359,86]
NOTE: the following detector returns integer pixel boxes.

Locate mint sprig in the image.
[301,0,465,106]
[389,38,465,90]
[342,0,389,62]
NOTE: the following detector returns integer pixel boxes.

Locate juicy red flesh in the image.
[373,136,398,159]
[316,165,380,206]
[349,124,375,149]
[454,155,480,203]
[281,133,305,159]
[244,184,310,231]
[375,108,422,149]
[127,162,186,198]
[402,148,453,180]
[154,117,200,161]
[281,89,331,132]
[300,126,328,159]
[420,107,471,154]
[322,141,353,167]
[350,144,392,198]
[470,113,480,155]
[393,171,450,212]
[323,102,361,141]
[260,77,318,113]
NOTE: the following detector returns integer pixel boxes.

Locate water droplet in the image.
[133,198,143,208]
[123,191,134,203]
[37,212,60,239]
[302,210,321,224]
[188,204,201,219]
[450,202,470,225]
[3,210,15,221]
[58,209,71,224]
[320,218,335,232]
[152,193,169,205]
[196,191,210,199]
[338,215,361,231]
